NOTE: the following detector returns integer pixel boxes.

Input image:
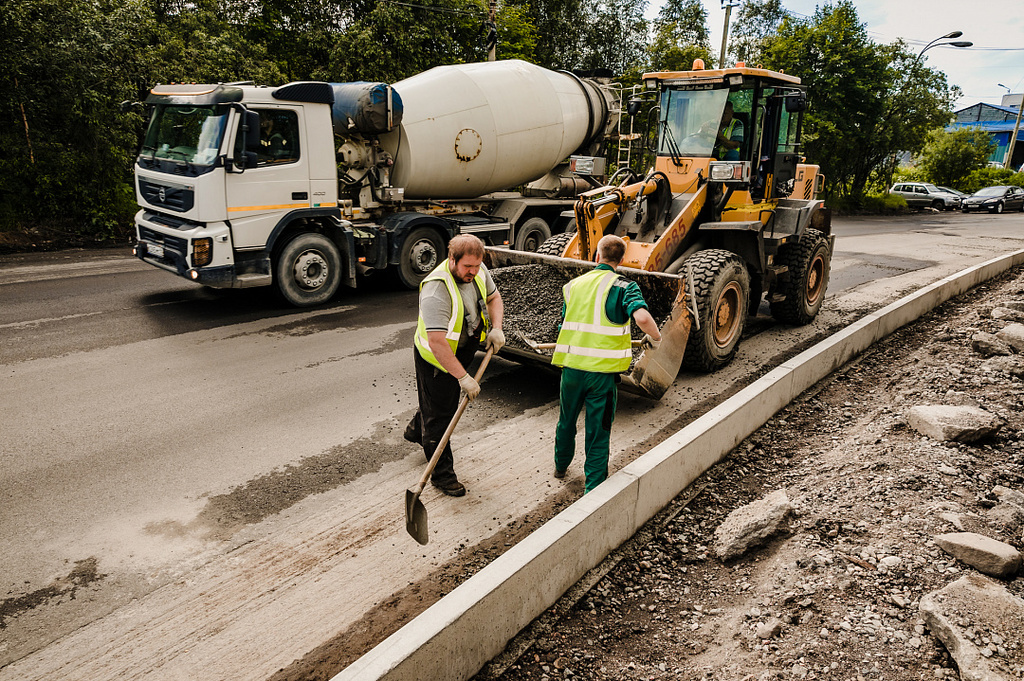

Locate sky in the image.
[643,0,1024,111]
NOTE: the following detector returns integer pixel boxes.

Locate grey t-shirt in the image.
[420,265,497,347]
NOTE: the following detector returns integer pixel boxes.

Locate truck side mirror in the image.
[244,111,261,154]
[785,94,807,113]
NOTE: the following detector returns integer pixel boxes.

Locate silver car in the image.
[889,182,961,210]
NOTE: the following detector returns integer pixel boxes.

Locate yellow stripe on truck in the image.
[227,202,338,212]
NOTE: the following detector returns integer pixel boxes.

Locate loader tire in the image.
[536,231,575,257]
[275,232,342,307]
[682,249,750,373]
[769,228,830,326]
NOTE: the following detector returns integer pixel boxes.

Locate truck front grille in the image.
[139,179,195,212]
[139,226,188,261]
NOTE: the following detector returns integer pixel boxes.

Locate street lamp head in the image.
[942,31,963,39]
[949,41,973,48]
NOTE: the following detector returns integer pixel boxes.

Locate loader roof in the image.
[643,65,801,86]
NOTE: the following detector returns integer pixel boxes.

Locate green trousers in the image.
[554,367,618,493]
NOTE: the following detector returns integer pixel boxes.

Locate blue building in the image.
[948,95,1023,170]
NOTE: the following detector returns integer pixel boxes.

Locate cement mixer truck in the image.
[131,60,620,306]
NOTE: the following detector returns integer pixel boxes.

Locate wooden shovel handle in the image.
[413,346,495,494]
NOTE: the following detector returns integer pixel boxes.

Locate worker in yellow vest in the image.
[715,101,743,161]
[551,235,662,493]
[406,234,504,497]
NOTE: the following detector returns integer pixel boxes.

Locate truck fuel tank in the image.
[380,60,615,200]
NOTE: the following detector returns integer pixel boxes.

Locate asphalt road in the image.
[1,209,1022,678]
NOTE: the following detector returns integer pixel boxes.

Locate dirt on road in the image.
[473,266,1024,681]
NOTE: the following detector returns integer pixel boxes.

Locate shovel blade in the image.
[405,488,429,545]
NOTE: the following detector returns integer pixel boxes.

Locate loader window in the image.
[659,88,729,159]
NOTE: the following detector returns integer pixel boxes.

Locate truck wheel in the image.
[275,232,342,307]
[682,249,750,372]
[536,231,574,257]
[770,228,830,326]
[514,217,552,252]
[397,227,445,289]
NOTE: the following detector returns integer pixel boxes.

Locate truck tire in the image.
[769,228,830,326]
[397,226,445,289]
[536,231,574,257]
[681,249,750,372]
[275,232,342,307]
[514,217,552,252]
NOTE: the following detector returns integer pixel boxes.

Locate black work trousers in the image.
[408,341,480,484]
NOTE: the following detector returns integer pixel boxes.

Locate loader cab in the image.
[645,62,807,203]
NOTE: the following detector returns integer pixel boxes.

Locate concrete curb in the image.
[334,249,1024,681]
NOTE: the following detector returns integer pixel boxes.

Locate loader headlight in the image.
[709,161,751,183]
[192,237,213,267]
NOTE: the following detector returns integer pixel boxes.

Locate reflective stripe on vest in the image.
[551,269,632,373]
[414,260,489,372]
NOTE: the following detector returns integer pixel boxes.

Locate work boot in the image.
[554,467,567,479]
[403,420,421,444]
[432,479,466,497]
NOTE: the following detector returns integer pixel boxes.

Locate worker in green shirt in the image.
[551,235,662,493]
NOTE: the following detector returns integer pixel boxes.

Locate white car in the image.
[889,182,961,210]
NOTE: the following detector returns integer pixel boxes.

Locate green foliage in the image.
[961,168,1024,194]
[825,192,909,215]
[648,0,712,71]
[917,128,996,189]
[729,0,786,66]
[761,2,956,202]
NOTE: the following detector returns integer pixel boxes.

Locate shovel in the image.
[405,346,495,545]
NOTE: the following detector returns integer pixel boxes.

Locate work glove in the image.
[457,373,481,401]
[485,328,505,353]
[641,333,662,350]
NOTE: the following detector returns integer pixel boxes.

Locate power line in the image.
[380,0,484,18]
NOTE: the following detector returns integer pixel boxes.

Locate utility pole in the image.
[486,0,497,62]
[1005,92,1023,170]
[719,0,741,69]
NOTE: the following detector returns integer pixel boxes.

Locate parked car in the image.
[888,182,961,210]
[961,185,1024,214]
[936,186,968,200]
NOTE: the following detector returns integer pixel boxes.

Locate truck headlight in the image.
[192,237,213,267]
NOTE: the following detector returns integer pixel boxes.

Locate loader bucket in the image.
[484,247,691,400]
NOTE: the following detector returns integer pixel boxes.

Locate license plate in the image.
[147,242,165,259]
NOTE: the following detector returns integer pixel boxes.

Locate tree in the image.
[577,0,648,76]
[728,0,786,66]
[918,128,996,189]
[762,2,955,202]
[648,0,713,71]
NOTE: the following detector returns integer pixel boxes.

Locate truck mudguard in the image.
[384,213,455,266]
[331,83,404,135]
[266,208,357,287]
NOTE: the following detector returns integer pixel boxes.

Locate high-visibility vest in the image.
[551,269,632,373]
[413,260,489,372]
[716,117,739,159]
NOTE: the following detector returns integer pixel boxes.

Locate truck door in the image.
[225,106,310,249]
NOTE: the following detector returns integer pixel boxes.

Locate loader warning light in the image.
[692,59,705,70]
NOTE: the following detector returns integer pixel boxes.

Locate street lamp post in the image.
[918,31,973,58]
[719,0,741,69]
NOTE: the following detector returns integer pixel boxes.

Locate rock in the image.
[996,323,1024,352]
[992,485,1024,508]
[987,503,1024,530]
[906,405,1003,443]
[939,512,966,531]
[990,307,1024,323]
[756,618,784,640]
[972,332,1013,357]
[920,573,1024,681]
[712,489,793,561]
[933,532,1022,578]
[981,355,1024,378]
[1001,300,1024,313]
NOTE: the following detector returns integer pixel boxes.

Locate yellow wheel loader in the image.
[486,60,833,399]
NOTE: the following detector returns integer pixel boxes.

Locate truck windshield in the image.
[659,88,729,158]
[140,105,227,169]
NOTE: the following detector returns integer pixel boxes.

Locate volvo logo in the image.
[158,187,166,202]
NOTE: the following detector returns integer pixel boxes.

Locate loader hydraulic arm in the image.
[572,175,666,261]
